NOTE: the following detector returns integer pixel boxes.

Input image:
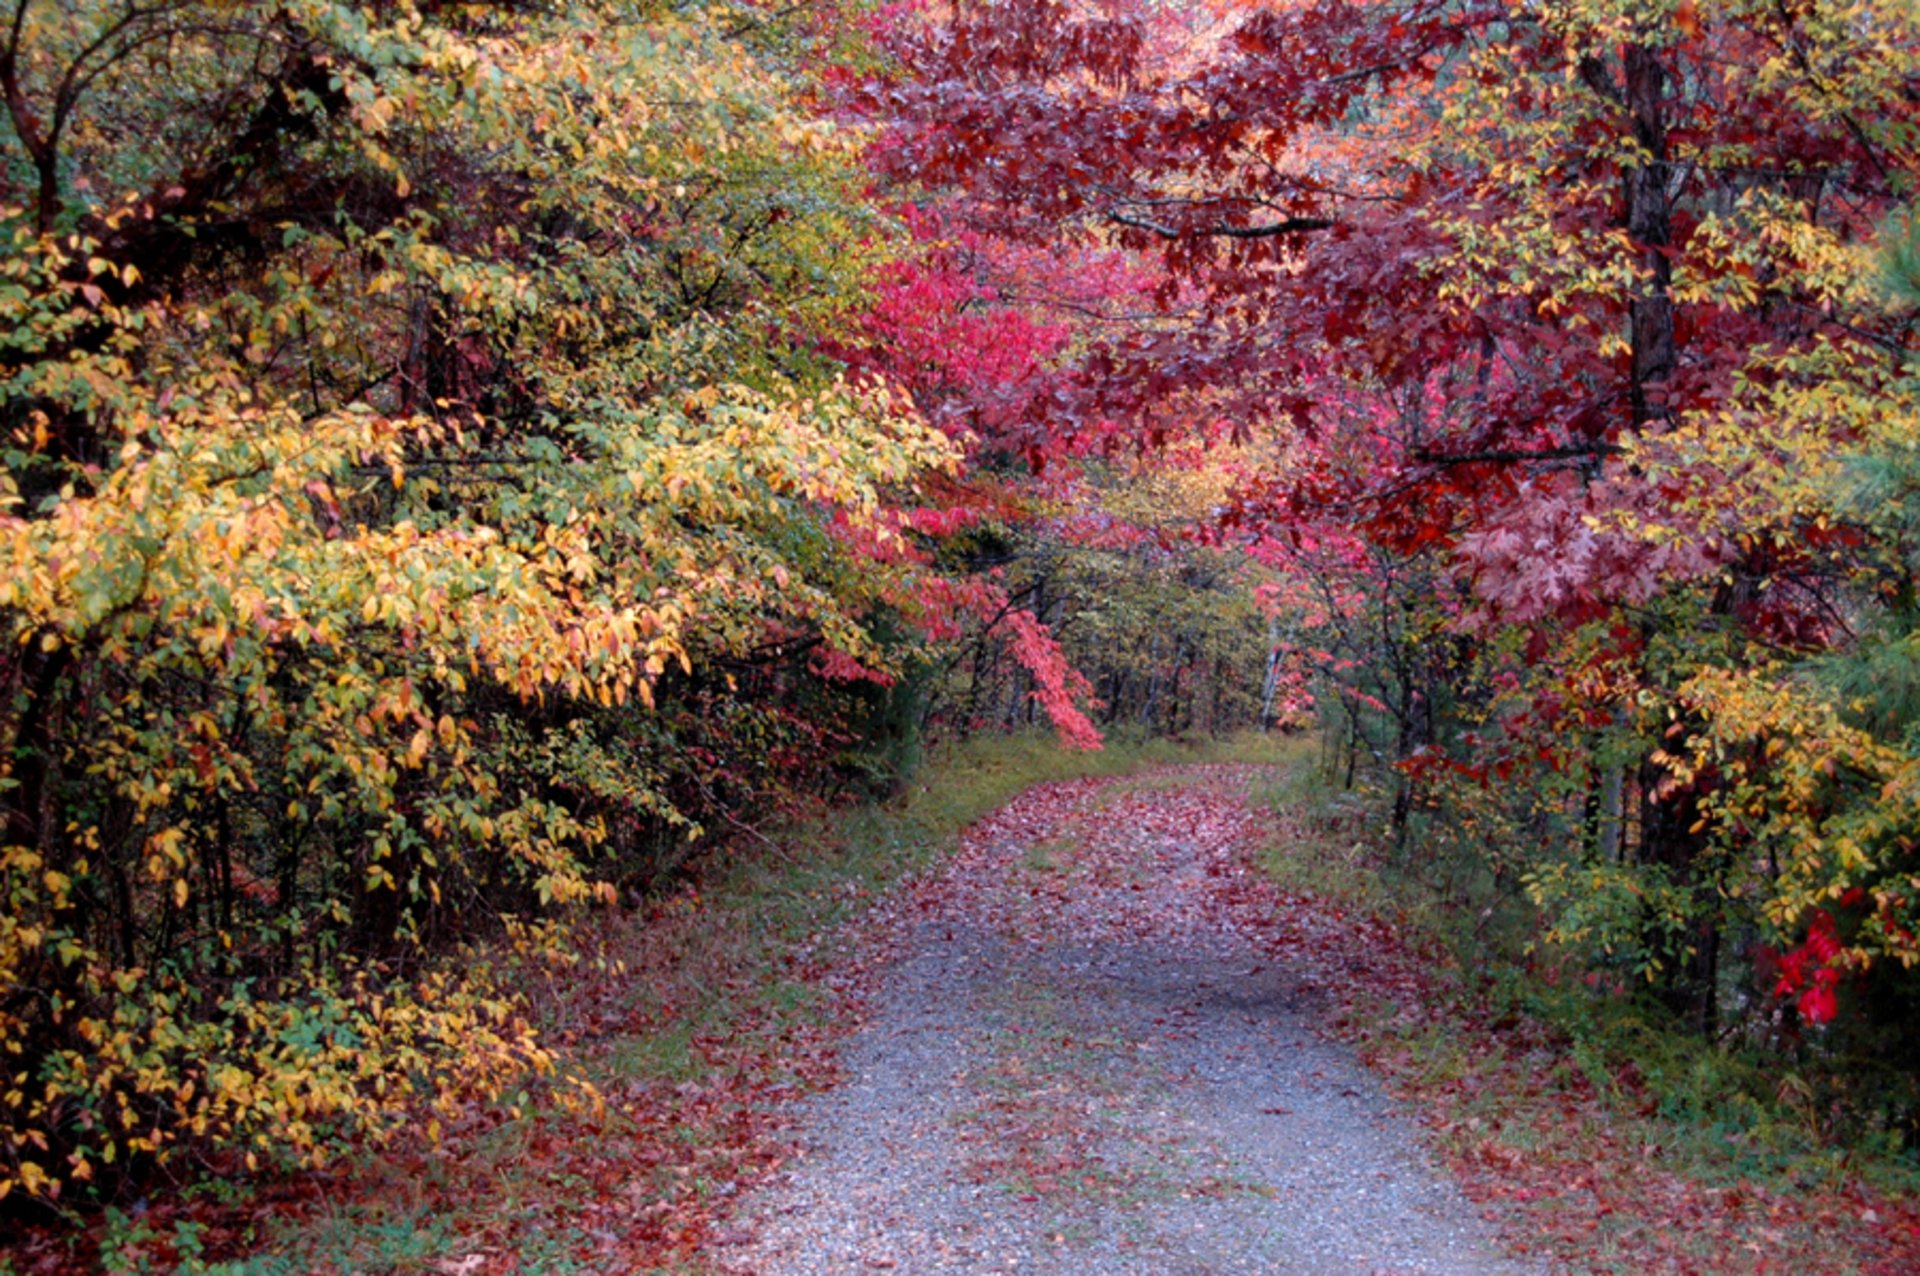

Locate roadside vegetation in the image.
[1252,734,1920,1273]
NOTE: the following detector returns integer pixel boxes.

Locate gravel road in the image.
[716,768,1533,1275]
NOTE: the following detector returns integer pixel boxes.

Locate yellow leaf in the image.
[174,878,189,909]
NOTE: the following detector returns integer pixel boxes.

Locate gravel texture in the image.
[717,768,1533,1275]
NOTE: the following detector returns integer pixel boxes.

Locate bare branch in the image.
[1107,210,1335,239]
[1411,443,1625,466]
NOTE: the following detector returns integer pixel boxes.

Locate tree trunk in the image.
[1623,42,1676,435]
[1620,42,1720,1033]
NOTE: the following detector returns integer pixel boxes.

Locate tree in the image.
[863,0,1920,1035]
[0,0,959,1203]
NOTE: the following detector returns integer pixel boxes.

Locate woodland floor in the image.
[713,766,1527,1275]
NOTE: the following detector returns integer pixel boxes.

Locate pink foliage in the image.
[1002,607,1104,750]
[836,206,1074,454]
[812,648,898,687]
[1456,477,1727,626]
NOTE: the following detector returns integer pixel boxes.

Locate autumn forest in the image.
[4,0,1920,1270]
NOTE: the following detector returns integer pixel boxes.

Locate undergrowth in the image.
[8,730,1271,1274]
[1251,741,1920,1272]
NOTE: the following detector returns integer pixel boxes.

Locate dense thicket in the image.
[0,0,988,1202]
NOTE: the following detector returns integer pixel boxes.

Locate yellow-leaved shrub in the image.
[0,0,953,1203]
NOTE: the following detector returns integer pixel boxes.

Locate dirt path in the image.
[717,767,1532,1275]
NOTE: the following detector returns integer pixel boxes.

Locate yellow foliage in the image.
[0,0,949,1203]
[1674,663,1920,969]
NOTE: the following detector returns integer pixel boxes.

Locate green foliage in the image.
[932,457,1274,741]
[1526,861,1702,984]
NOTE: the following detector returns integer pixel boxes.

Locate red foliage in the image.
[1774,910,1847,1026]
